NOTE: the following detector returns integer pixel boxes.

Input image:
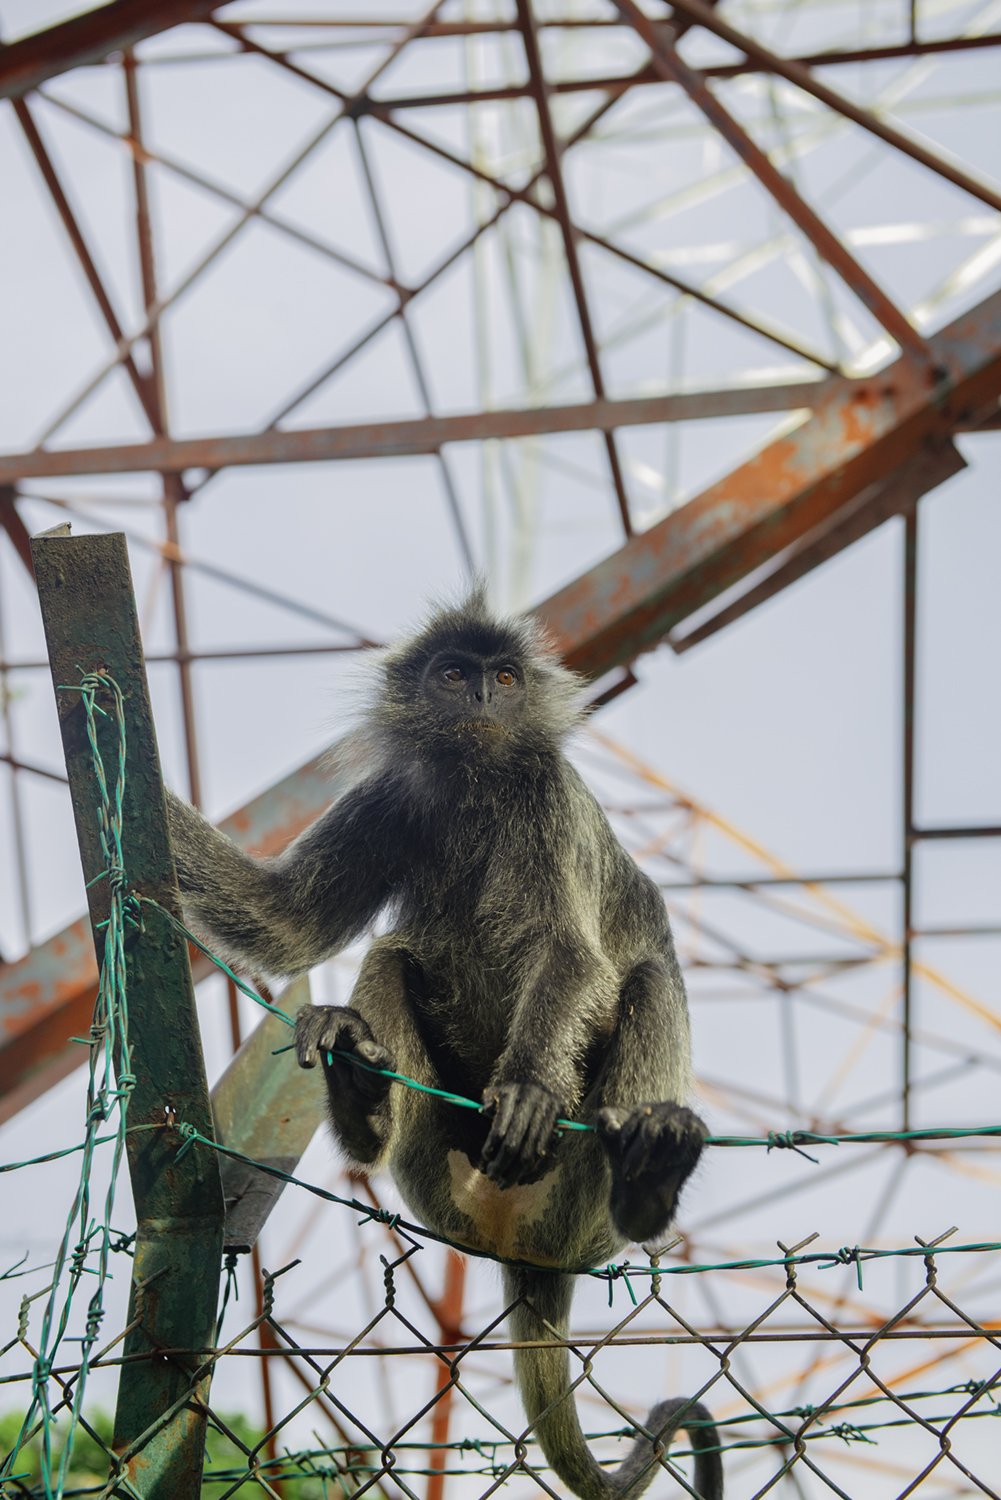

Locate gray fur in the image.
[166,591,722,1500]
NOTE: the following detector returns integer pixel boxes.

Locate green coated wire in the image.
[2,673,136,1500]
[137,896,296,1028]
[152,1118,1001,1288]
[0,1136,120,1174]
[208,1372,1000,1456]
[142,897,591,1132]
[3,1383,999,1499]
[141,901,1001,1154]
[200,1389,1000,1471]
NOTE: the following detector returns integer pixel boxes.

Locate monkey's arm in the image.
[165,780,396,977]
[498,933,619,1100]
[478,929,620,1186]
[481,827,684,1187]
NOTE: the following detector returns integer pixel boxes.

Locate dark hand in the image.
[480,1081,561,1188]
[596,1101,708,1244]
[295,1005,395,1104]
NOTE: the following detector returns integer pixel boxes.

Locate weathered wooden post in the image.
[32,528,224,1498]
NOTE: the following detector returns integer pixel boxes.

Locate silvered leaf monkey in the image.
[167,591,722,1499]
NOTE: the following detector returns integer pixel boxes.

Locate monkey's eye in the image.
[496,667,517,687]
[441,665,464,684]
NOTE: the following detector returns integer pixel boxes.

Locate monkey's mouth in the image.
[457,719,506,738]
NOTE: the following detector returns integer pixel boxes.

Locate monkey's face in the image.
[376,595,585,763]
[422,651,527,746]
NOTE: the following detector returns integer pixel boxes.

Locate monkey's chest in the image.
[411,957,522,1095]
[410,839,552,952]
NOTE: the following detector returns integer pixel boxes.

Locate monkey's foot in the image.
[295,1005,395,1105]
[596,1102,708,1245]
[480,1081,560,1188]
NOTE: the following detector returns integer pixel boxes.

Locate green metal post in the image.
[32,529,225,1499]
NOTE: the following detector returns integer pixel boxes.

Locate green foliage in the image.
[0,1408,337,1497]
[0,1406,116,1495]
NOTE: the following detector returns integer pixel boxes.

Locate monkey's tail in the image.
[504,1267,723,1500]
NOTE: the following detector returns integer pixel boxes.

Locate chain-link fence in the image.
[3,1160,1001,1498]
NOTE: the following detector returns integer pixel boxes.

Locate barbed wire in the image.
[1,673,136,1500]
[138,895,1001,1160]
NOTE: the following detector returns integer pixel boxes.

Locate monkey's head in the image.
[373,587,585,769]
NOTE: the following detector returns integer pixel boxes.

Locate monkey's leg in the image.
[590,959,708,1246]
[296,940,428,1167]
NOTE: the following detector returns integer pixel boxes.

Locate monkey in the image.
[166,590,723,1500]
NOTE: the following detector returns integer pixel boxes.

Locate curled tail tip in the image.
[647,1397,724,1500]
[505,1270,722,1500]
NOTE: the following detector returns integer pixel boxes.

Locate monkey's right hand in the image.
[295,1005,396,1104]
[480,1081,561,1188]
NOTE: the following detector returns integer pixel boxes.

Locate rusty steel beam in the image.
[231,16,658,36]
[0,737,369,1120]
[615,0,930,360]
[0,917,99,1123]
[214,17,837,378]
[425,1253,467,1500]
[235,13,1001,58]
[914,823,1001,841]
[538,286,1001,680]
[353,32,1001,112]
[40,88,392,294]
[1,642,368,671]
[669,439,966,652]
[33,6,443,456]
[361,70,654,113]
[0,384,825,481]
[13,98,159,429]
[665,0,1001,214]
[123,49,205,809]
[0,486,33,574]
[0,751,66,783]
[0,0,222,102]
[516,0,633,537]
[708,31,1001,74]
[28,27,833,455]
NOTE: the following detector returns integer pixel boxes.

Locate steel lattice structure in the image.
[1,2,1000,1497]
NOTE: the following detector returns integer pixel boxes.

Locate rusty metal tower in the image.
[1,3,1000,1495]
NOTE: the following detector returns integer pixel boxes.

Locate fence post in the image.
[32,528,225,1499]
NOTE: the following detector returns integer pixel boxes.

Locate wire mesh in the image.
[4,1168,1001,1498]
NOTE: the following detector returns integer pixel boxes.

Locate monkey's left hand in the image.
[596,1101,708,1245]
[480,1081,561,1188]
